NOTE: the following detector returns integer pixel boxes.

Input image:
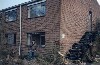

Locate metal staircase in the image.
[66,31,97,62]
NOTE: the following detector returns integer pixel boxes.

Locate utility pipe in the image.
[19,4,22,56]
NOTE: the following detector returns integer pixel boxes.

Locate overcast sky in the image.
[0,0,31,10]
[0,0,100,10]
[97,0,100,5]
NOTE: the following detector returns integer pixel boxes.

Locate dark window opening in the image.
[89,11,92,15]
[40,35,45,47]
[89,11,92,32]
[27,32,45,47]
[5,33,16,45]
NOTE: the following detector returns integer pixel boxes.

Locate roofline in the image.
[0,0,46,12]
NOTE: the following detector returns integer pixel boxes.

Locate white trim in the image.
[5,8,17,12]
[19,5,22,56]
[27,0,46,6]
[28,7,31,18]
[27,33,31,45]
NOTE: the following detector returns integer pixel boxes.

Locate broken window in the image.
[28,1,46,18]
[5,9,17,22]
[27,32,45,47]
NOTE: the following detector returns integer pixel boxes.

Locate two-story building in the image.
[0,0,100,64]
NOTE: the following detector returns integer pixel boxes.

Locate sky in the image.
[0,0,31,10]
[0,0,100,10]
[97,0,100,5]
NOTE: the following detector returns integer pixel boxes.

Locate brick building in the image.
[0,0,100,64]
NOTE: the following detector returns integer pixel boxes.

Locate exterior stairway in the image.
[66,31,97,62]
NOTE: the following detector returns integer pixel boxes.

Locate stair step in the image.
[72,43,82,49]
[69,49,82,53]
[66,31,97,61]
[66,54,82,60]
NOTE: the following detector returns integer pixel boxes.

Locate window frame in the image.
[27,0,46,18]
[40,34,45,47]
[5,8,17,22]
[5,33,16,45]
[27,33,33,46]
[27,32,45,47]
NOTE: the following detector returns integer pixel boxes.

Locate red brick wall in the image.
[1,8,20,55]
[0,0,100,57]
[21,0,61,54]
[60,0,100,55]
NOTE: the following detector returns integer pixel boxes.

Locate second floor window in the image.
[6,9,17,22]
[28,1,46,18]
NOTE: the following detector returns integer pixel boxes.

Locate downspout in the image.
[88,9,92,32]
[89,10,93,58]
[89,11,92,32]
[19,4,22,56]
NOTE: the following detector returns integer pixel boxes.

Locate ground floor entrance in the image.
[27,32,45,48]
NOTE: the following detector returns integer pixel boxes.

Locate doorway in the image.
[27,32,45,47]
